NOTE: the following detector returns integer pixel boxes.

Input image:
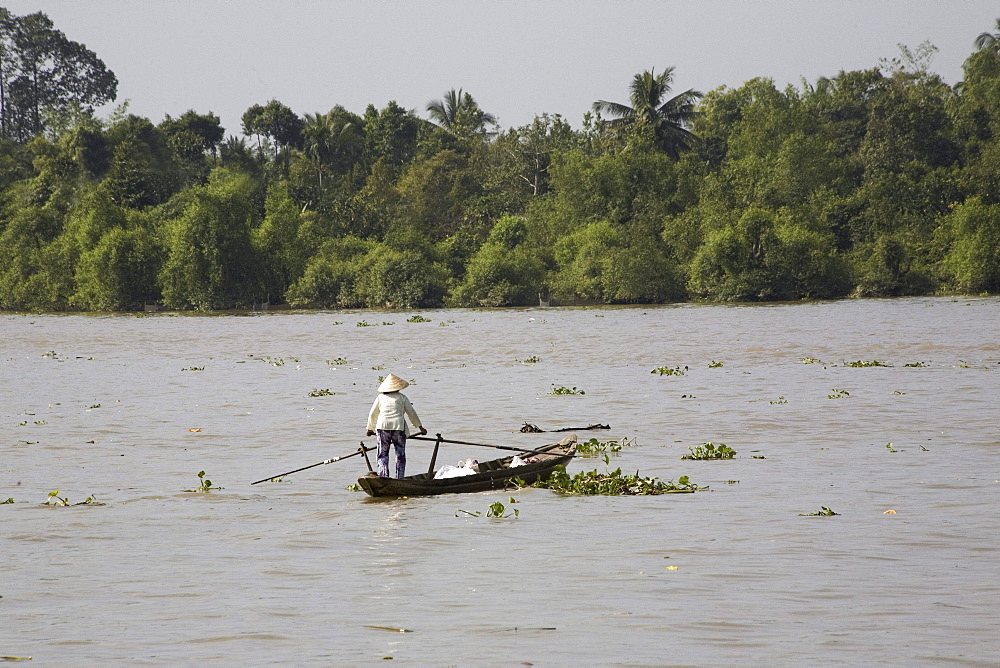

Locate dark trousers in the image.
[376,429,406,478]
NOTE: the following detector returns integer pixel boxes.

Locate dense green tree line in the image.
[1,10,999,311]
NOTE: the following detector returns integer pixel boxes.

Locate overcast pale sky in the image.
[6,1,999,136]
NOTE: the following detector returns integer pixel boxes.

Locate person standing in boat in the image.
[366,373,427,478]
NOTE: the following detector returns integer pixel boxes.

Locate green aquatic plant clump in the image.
[531,465,700,495]
[844,360,892,367]
[406,315,431,323]
[652,365,686,376]
[681,442,736,460]
[576,437,636,457]
[307,388,336,397]
[185,470,222,492]
[799,506,840,516]
[44,490,104,506]
[550,385,585,395]
[457,497,519,518]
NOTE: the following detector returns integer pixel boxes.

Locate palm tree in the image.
[426,88,496,137]
[302,108,361,186]
[975,18,1000,55]
[592,67,703,159]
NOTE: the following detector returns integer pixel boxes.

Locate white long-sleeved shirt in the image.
[367,391,422,435]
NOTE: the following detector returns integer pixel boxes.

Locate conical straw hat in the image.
[378,373,409,392]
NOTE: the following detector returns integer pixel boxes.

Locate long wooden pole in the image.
[251,443,376,485]
[409,434,574,459]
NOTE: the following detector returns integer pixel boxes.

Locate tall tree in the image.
[363,101,420,167]
[974,17,1000,55]
[301,106,363,186]
[0,11,117,142]
[592,67,702,159]
[426,88,496,138]
[241,99,303,157]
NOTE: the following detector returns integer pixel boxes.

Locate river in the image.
[2,297,998,665]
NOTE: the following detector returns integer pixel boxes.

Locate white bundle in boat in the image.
[434,458,479,479]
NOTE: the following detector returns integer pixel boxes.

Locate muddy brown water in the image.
[3,297,999,665]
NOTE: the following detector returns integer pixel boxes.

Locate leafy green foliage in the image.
[937,198,1000,293]
[827,388,851,399]
[681,443,736,460]
[448,216,545,307]
[652,366,686,376]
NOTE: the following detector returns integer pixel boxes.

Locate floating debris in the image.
[552,423,609,432]
[520,422,609,433]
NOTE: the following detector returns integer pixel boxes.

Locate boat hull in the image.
[357,435,576,497]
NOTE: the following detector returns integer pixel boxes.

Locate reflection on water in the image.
[2,297,999,665]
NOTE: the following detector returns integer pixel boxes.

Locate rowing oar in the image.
[251,443,376,485]
[409,434,576,459]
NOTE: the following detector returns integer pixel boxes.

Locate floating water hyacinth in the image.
[528,465,701,495]
[799,507,839,516]
[576,437,635,457]
[185,471,222,493]
[844,360,892,367]
[682,443,736,460]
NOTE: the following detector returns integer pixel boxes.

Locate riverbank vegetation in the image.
[1,11,999,312]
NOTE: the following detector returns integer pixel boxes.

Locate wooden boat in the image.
[357,434,577,497]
